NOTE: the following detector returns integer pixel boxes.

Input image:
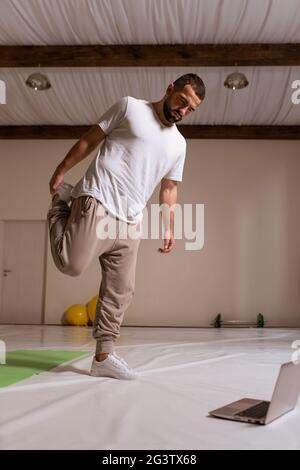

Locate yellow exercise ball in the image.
[87,294,100,323]
[65,304,89,326]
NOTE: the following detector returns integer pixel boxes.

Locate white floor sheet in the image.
[0,326,299,450]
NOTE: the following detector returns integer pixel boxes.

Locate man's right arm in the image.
[49,125,106,194]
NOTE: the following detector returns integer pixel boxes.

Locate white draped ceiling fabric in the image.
[0,0,300,126]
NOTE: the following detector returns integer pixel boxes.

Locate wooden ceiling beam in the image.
[0,44,300,67]
[0,125,299,140]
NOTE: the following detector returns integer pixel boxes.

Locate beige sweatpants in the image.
[47,195,141,354]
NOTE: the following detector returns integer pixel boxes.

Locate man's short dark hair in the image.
[173,73,205,101]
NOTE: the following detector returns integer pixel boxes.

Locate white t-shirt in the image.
[71,96,186,224]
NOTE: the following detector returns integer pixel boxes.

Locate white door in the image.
[0,221,46,324]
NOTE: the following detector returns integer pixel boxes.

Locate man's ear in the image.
[166,83,174,96]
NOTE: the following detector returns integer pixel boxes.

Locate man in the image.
[48,73,205,380]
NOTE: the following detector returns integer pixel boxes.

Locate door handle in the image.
[3,269,11,277]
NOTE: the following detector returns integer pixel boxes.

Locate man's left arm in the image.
[158,178,178,254]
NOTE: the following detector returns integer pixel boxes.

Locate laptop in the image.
[209,361,300,425]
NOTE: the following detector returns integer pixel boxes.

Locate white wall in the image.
[0,138,300,327]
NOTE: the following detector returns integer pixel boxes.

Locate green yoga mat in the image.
[0,349,90,388]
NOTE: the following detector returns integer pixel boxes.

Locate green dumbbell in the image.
[257,313,265,328]
[214,313,223,328]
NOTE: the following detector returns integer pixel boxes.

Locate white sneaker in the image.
[53,182,74,203]
[90,352,138,380]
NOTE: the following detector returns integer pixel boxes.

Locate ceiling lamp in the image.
[224,64,249,90]
[26,65,51,91]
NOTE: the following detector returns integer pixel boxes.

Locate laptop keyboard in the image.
[236,401,270,419]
